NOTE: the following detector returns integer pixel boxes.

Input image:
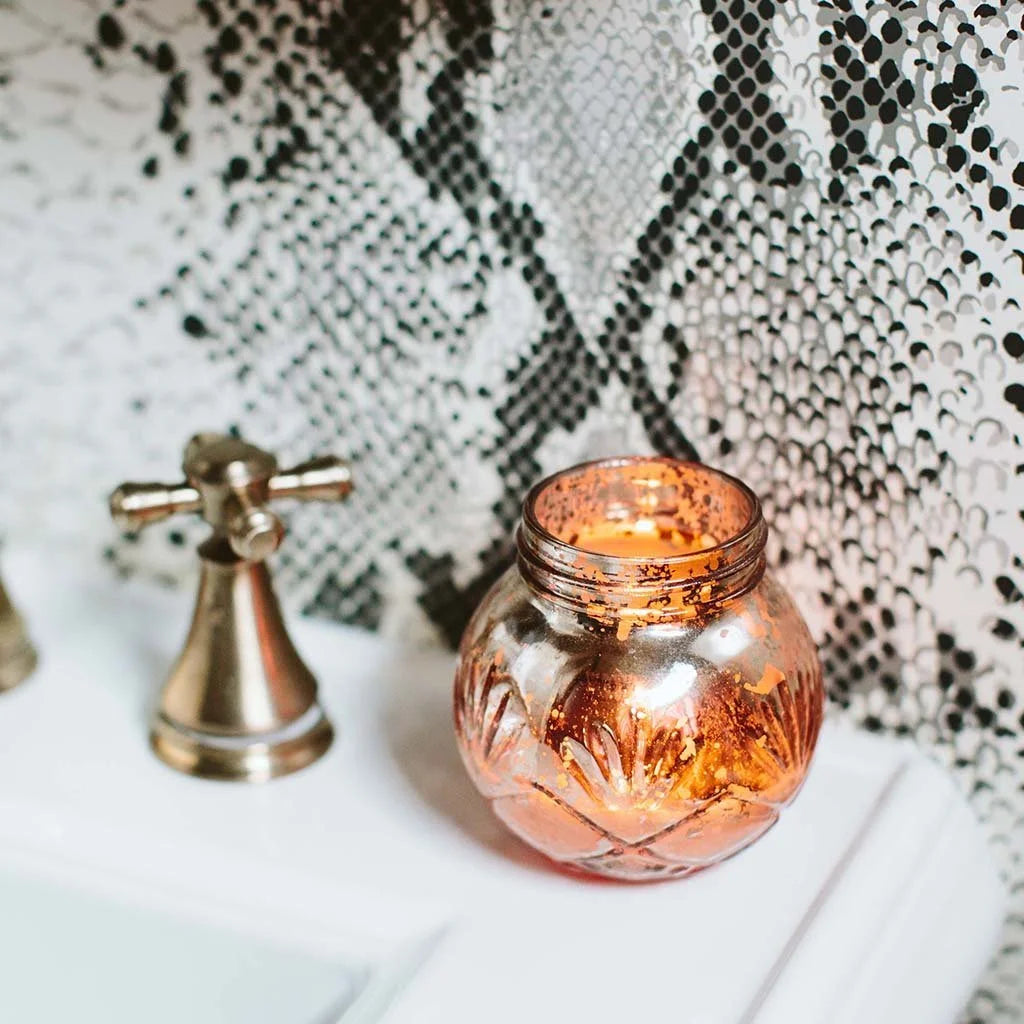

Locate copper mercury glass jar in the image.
[453,457,824,880]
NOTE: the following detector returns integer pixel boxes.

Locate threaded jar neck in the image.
[516,457,767,624]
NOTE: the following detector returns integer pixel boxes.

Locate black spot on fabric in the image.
[1004,383,1024,412]
[953,63,978,93]
[947,145,968,171]
[98,13,125,49]
[226,156,249,182]
[218,26,242,55]
[182,314,207,338]
[955,649,977,671]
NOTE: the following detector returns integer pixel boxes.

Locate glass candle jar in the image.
[453,457,824,880]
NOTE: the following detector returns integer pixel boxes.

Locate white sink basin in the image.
[0,865,367,1023]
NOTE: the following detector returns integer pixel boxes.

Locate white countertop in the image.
[0,546,1006,1024]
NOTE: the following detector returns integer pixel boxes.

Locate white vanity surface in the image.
[0,546,1005,1024]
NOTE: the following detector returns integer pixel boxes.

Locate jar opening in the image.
[529,457,756,560]
[517,457,767,618]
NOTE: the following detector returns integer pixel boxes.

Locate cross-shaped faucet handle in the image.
[109,433,353,562]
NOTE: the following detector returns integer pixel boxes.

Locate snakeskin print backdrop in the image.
[1,0,1022,1016]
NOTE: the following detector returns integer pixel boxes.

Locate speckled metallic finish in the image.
[455,457,824,880]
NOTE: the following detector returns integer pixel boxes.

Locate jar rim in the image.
[517,456,768,616]
[522,455,763,564]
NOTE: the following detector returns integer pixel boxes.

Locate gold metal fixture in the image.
[110,433,353,782]
[0,574,37,693]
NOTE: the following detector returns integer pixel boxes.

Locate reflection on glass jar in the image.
[453,456,824,881]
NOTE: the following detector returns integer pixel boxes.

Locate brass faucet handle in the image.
[110,437,352,563]
[110,482,203,532]
[269,456,354,503]
[223,452,350,560]
[225,489,285,562]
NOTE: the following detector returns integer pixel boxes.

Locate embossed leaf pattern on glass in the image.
[453,654,532,799]
[456,638,824,880]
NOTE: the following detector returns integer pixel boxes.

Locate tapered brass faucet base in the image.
[0,578,36,693]
[150,547,334,782]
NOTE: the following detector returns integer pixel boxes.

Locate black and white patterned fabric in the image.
[1,2,1022,1017]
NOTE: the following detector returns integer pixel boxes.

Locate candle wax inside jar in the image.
[572,518,717,558]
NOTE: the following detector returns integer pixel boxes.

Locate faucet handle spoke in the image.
[109,482,202,532]
[269,455,353,503]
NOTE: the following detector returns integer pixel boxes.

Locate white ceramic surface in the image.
[0,546,1006,1023]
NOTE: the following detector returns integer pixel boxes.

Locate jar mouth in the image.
[517,456,767,616]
